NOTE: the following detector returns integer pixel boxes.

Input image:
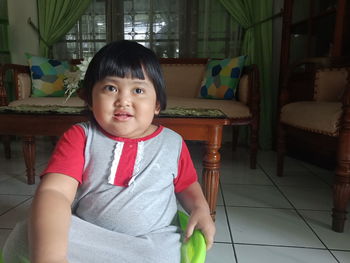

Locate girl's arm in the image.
[29,173,79,262]
[176,182,216,250]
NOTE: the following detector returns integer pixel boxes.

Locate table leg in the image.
[2,135,11,159]
[202,125,223,221]
[23,136,36,185]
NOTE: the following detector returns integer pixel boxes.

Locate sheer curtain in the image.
[54,0,106,60]
[54,0,242,59]
[107,0,242,58]
[220,0,274,149]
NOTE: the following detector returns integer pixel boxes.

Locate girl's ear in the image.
[154,102,161,115]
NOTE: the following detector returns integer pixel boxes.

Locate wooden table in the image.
[0,112,230,219]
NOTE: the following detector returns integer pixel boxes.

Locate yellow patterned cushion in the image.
[26,54,70,97]
[199,56,246,99]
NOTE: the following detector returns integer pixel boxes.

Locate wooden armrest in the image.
[0,64,30,105]
[240,64,260,113]
[341,68,350,106]
[280,57,350,107]
[0,65,6,106]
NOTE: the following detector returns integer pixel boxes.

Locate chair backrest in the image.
[282,57,350,104]
[314,67,349,102]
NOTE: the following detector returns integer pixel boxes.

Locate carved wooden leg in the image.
[23,136,36,185]
[2,135,11,159]
[250,120,259,169]
[332,129,350,232]
[231,126,239,151]
[277,123,286,177]
[202,125,223,221]
[332,178,350,232]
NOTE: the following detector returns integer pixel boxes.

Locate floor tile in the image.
[278,187,333,211]
[332,250,350,263]
[0,158,26,177]
[0,198,32,228]
[235,244,338,263]
[227,207,325,248]
[0,177,39,196]
[0,229,12,250]
[220,166,272,185]
[2,138,349,262]
[205,243,236,263]
[0,195,31,216]
[300,210,350,250]
[216,187,224,206]
[258,153,306,172]
[269,170,331,188]
[214,206,231,243]
[222,185,292,208]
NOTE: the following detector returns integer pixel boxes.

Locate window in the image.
[53,0,107,60]
[53,0,242,60]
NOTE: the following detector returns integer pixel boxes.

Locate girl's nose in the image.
[115,91,131,107]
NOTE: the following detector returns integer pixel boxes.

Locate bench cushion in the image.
[168,96,251,119]
[281,101,342,136]
[8,96,251,120]
[9,96,85,107]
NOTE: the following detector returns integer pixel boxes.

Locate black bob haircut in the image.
[81,40,167,111]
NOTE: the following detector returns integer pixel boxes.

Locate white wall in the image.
[7,0,39,64]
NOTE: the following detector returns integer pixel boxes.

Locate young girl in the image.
[3,40,215,262]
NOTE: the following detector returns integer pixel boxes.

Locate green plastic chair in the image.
[178,210,207,263]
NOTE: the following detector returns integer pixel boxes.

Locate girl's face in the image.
[91,73,160,139]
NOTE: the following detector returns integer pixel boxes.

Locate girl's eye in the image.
[104,85,117,92]
[134,88,144,94]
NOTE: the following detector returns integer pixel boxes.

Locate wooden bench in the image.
[0,58,260,220]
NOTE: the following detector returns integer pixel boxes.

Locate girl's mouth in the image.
[113,112,133,121]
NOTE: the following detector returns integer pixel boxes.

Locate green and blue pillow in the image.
[199,56,247,100]
[26,54,69,97]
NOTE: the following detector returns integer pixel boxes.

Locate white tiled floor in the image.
[1,138,350,262]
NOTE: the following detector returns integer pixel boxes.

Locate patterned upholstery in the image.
[314,68,349,102]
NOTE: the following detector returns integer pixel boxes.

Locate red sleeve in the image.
[41,125,86,183]
[174,140,198,193]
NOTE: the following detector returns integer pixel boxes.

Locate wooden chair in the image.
[276,57,350,232]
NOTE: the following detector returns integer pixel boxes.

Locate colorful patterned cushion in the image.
[199,56,246,99]
[26,54,69,97]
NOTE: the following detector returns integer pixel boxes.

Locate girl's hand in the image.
[184,207,216,250]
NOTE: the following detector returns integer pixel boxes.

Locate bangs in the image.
[96,52,146,81]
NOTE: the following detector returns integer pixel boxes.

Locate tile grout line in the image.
[0,196,33,218]
[258,162,341,263]
[234,242,334,250]
[219,180,239,263]
[302,164,334,187]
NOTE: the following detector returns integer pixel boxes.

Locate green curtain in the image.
[219,0,273,149]
[37,0,92,57]
[0,0,10,64]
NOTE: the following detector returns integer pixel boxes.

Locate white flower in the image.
[77,57,92,80]
[63,57,92,102]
